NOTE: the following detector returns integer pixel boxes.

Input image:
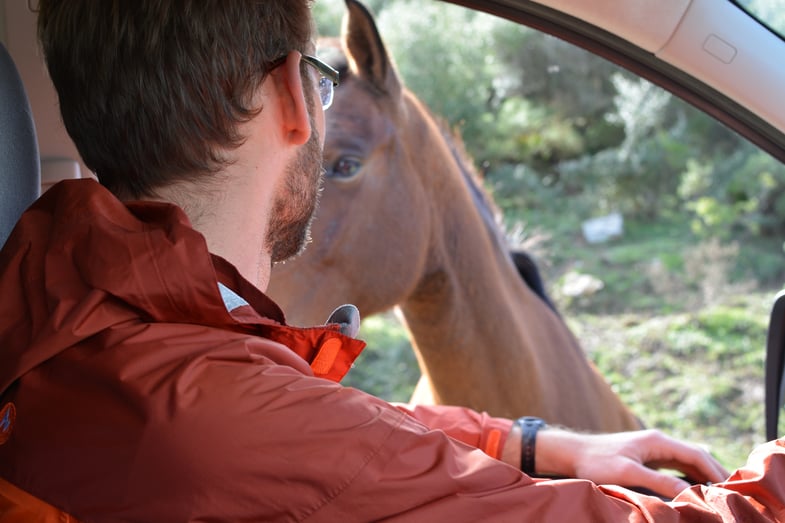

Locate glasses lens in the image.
[319,76,334,110]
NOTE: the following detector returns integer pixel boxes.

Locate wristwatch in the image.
[515,416,546,475]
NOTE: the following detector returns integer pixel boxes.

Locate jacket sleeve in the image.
[393,403,514,460]
[201,362,785,522]
[314,399,785,522]
[83,339,785,523]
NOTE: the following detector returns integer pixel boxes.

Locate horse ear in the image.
[342,0,402,99]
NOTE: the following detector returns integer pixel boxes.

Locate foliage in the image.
[682,141,785,239]
[342,313,420,402]
[571,298,770,471]
[312,1,343,37]
[739,0,785,36]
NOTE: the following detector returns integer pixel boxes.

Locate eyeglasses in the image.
[269,53,339,111]
[301,54,340,110]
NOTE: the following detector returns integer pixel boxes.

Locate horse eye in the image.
[327,156,363,180]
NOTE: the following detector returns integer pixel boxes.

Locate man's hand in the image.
[535,428,730,498]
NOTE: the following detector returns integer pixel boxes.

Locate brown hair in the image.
[37,0,315,199]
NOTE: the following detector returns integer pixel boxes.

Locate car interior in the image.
[0,40,39,248]
[1,0,785,484]
[0,0,88,248]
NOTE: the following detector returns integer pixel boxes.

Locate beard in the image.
[265,114,324,263]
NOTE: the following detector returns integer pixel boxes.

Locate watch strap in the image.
[516,416,546,474]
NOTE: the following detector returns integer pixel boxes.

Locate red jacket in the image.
[1,179,785,522]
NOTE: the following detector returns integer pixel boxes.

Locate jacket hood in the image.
[0,179,363,395]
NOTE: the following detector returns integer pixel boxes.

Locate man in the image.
[0,1,783,521]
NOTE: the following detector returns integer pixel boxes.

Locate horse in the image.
[268,0,642,432]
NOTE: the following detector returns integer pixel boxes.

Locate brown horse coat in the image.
[269,0,641,432]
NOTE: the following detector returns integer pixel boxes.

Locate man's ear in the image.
[274,50,312,146]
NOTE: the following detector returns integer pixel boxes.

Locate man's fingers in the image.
[647,435,730,484]
[623,463,691,499]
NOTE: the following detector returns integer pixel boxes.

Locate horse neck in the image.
[398,135,544,407]
[396,124,640,431]
[399,118,521,335]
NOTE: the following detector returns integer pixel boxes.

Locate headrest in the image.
[0,42,41,248]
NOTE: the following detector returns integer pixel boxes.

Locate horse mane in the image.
[435,117,557,311]
[435,118,509,252]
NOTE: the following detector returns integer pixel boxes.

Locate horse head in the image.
[268,0,642,431]
[269,0,438,326]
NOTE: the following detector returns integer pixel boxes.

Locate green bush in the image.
[342,313,420,402]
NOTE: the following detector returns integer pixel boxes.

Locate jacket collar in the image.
[0,180,364,394]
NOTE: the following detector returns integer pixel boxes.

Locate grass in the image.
[348,300,772,471]
[568,298,770,470]
[343,214,785,472]
[342,313,420,402]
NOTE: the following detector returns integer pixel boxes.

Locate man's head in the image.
[37,0,315,200]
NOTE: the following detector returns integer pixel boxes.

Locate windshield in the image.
[733,0,785,38]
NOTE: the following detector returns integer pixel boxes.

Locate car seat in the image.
[0,41,80,522]
[0,41,41,249]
